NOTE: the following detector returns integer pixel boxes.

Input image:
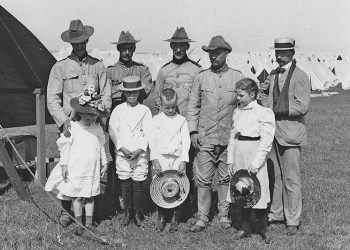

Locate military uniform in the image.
[107,61,152,108]
[47,53,112,127]
[187,64,244,226]
[155,57,201,118]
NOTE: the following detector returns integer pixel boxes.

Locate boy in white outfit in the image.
[109,76,153,227]
[150,88,191,232]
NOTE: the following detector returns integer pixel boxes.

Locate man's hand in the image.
[152,159,163,175]
[190,133,199,150]
[129,148,144,160]
[120,147,132,159]
[61,165,68,179]
[62,119,71,138]
[178,161,186,175]
[100,164,108,178]
[228,163,236,177]
[155,97,161,110]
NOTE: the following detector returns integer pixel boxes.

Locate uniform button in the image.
[125,68,128,71]
[219,85,222,88]
[83,82,86,85]
[176,75,179,78]
[218,109,220,112]
[218,97,221,100]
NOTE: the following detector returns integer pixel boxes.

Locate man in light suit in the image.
[260,37,310,236]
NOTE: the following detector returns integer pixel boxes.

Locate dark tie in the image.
[275,67,286,74]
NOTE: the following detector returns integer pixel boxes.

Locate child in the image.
[150,88,191,232]
[45,86,109,235]
[108,76,152,227]
[227,78,275,242]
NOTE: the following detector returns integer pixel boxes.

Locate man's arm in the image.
[289,71,311,117]
[98,63,112,111]
[47,63,68,127]
[141,65,153,97]
[187,75,201,133]
[154,69,165,110]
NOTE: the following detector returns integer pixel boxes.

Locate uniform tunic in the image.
[154,59,201,117]
[45,121,107,198]
[47,53,111,127]
[107,61,152,107]
[227,100,275,209]
[150,112,191,171]
[108,102,152,181]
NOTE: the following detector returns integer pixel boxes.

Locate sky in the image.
[1,0,349,54]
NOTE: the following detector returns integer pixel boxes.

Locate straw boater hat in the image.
[270,37,298,50]
[230,169,261,208]
[119,76,145,91]
[164,27,195,43]
[150,170,190,209]
[111,31,140,45]
[70,85,109,117]
[61,19,94,44]
[202,35,232,53]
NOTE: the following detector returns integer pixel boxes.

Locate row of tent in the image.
[53,47,350,91]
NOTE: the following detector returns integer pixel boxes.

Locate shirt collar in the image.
[69,51,88,62]
[239,100,258,110]
[281,61,292,70]
[210,64,229,74]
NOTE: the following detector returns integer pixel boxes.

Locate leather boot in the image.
[134,209,145,228]
[156,207,165,232]
[169,209,179,232]
[121,208,133,226]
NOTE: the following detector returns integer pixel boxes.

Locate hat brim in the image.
[61,26,94,44]
[119,83,145,92]
[230,169,261,207]
[164,38,195,43]
[70,98,110,117]
[269,46,298,50]
[111,40,141,45]
[202,45,232,53]
[150,170,190,209]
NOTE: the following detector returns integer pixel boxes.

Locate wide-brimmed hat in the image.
[111,31,140,45]
[270,37,298,50]
[164,27,195,43]
[119,76,145,91]
[70,85,109,117]
[150,170,190,209]
[202,35,232,53]
[61,19,94,44]
[230,169,261,208]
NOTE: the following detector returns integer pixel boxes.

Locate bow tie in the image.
[275,67,286,74]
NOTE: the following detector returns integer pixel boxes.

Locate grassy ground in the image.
[1,90,350,249]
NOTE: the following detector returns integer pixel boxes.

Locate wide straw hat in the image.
[61,19,94,44]
[119,76,145,91]
[150,170,190,209]
[202,35,232,53]
[230,169,261,208]
[70,85,109,117]
[111,31,140,45]
[164,27,195,43]
[270,37,298,50]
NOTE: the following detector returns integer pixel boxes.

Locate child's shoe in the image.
[121,208,133,226]
[134,209,145,228]
[156,208,165,232]
[169,210,179,232]
[74,225,84,235]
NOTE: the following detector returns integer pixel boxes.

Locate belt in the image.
[237,135,260,141]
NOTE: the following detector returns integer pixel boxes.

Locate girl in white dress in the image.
[227,78,275,241]
[45,86,109,235]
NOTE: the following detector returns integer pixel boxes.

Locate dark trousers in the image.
[121,178,144,209]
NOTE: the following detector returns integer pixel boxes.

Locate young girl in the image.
[227,78,275,242]
[45,86,109,235]
[108,76,152,227]
[150,88,191,232]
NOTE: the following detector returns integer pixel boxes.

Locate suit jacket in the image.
[264,65,311,147]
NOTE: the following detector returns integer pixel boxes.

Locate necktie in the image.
[275,67,286,74]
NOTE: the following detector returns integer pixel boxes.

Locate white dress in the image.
[45,121,107,198]
[227,100,275,209]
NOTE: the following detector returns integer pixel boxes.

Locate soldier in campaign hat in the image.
[47,19,111,228]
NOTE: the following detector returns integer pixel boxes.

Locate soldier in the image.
[154,27,202,219]
[107,31,152,109]
[187,36,244,232]
[47,19,111,227]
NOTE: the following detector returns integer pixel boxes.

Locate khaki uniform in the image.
[155,59,201,117]
[187,65,244,224]
[107,61,152,108]
[47,53,112,127]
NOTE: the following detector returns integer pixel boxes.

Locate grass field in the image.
[1,90,350,249]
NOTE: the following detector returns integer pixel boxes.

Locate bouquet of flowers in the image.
[78,85,107,112]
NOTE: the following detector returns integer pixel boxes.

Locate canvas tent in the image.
[0,5,56,128]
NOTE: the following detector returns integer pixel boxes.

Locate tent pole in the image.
[33,88,46,185]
